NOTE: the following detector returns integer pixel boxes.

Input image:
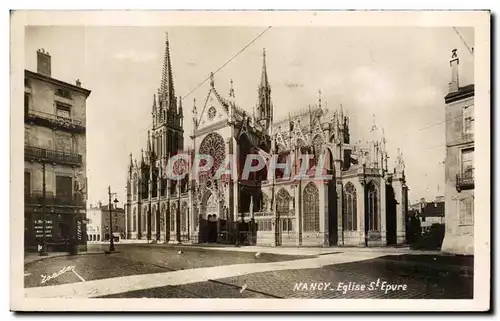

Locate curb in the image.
[24,251,121,264]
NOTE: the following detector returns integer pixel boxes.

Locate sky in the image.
[25,26,474,206]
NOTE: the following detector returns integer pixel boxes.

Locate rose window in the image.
[199,132,226,178]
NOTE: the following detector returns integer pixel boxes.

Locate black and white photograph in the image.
[9,10,490,311]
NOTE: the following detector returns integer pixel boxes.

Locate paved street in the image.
[24,244,473,299]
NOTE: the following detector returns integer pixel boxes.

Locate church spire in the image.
[152,93,157,115]
[257,48,272,129]
[260,48,269,89]
[160,32,176,110]
[147,130,152,154]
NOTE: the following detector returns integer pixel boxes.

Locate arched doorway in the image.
[385,184,397,245]
[199,191,218,243]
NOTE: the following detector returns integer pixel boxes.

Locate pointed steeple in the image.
[147,130,152,153]
[178,96,183,117]
[257,48,272,129]
[260,48,269,89]
[160,32,176,110]
[152,94,157,123]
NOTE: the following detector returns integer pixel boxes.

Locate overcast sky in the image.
[25,26,474,206]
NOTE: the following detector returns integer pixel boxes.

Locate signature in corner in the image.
[40,265,75,284]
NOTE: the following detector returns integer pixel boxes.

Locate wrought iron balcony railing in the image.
[25,145,83,167]
[456,171,474,191]
[25,192,85,207]
[25,109,85,133]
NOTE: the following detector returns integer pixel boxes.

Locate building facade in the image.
[125,35,409,247]
[441,49,475,255]
[24,49,91,252]
[87,202,126,242]
[410,197,445,234]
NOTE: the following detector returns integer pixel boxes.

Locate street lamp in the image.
[108,185,119,252]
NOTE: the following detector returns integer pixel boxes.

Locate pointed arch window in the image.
[151,205,157,232]
[303,182,320,232]
[367,182,379,231]
[312,135,323,168]
[170,204,176,232]
[160,204,166,232]
[132,208,137,232]
[142,206,147,233]
[181,202,188,232]
[343,182,357,231]
[133,174,138,200]
[276,189,290,217]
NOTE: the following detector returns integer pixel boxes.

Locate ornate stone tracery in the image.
[199,132,226,176]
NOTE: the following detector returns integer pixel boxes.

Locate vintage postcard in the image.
[10,10,490,311]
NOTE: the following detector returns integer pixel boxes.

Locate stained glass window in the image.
[343,182,357,231]
[181,202,188,232]
[303,182,320,232]
[132,208,136,231]
[160,204,166,232]
[152,205,156,232]
[170,204,176,232]
[276,189,290,218]
[199,133,226,177]
[142,206,147,232]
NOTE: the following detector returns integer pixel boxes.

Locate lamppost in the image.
[108,185,119,252]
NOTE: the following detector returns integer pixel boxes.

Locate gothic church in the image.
[125,34,409,247]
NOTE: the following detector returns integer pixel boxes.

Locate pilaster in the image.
[293,182,301,247]
[336,180,344,245]
[321,181,329,247]
[393,174,406,244]
[357,167,366,246]
[380,176,387,245]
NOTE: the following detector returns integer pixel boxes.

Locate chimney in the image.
[448,49,459,93]
[76,79,81,87]
[36,49,51,77]
[97,201,102,208]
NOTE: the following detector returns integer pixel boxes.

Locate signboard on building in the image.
[34,219,53,238]
[77,220,82,241]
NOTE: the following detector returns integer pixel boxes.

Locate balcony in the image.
[25,145,83,167]
[456,171,474,191]
[25,192,85,207]
[25,109,85,133]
